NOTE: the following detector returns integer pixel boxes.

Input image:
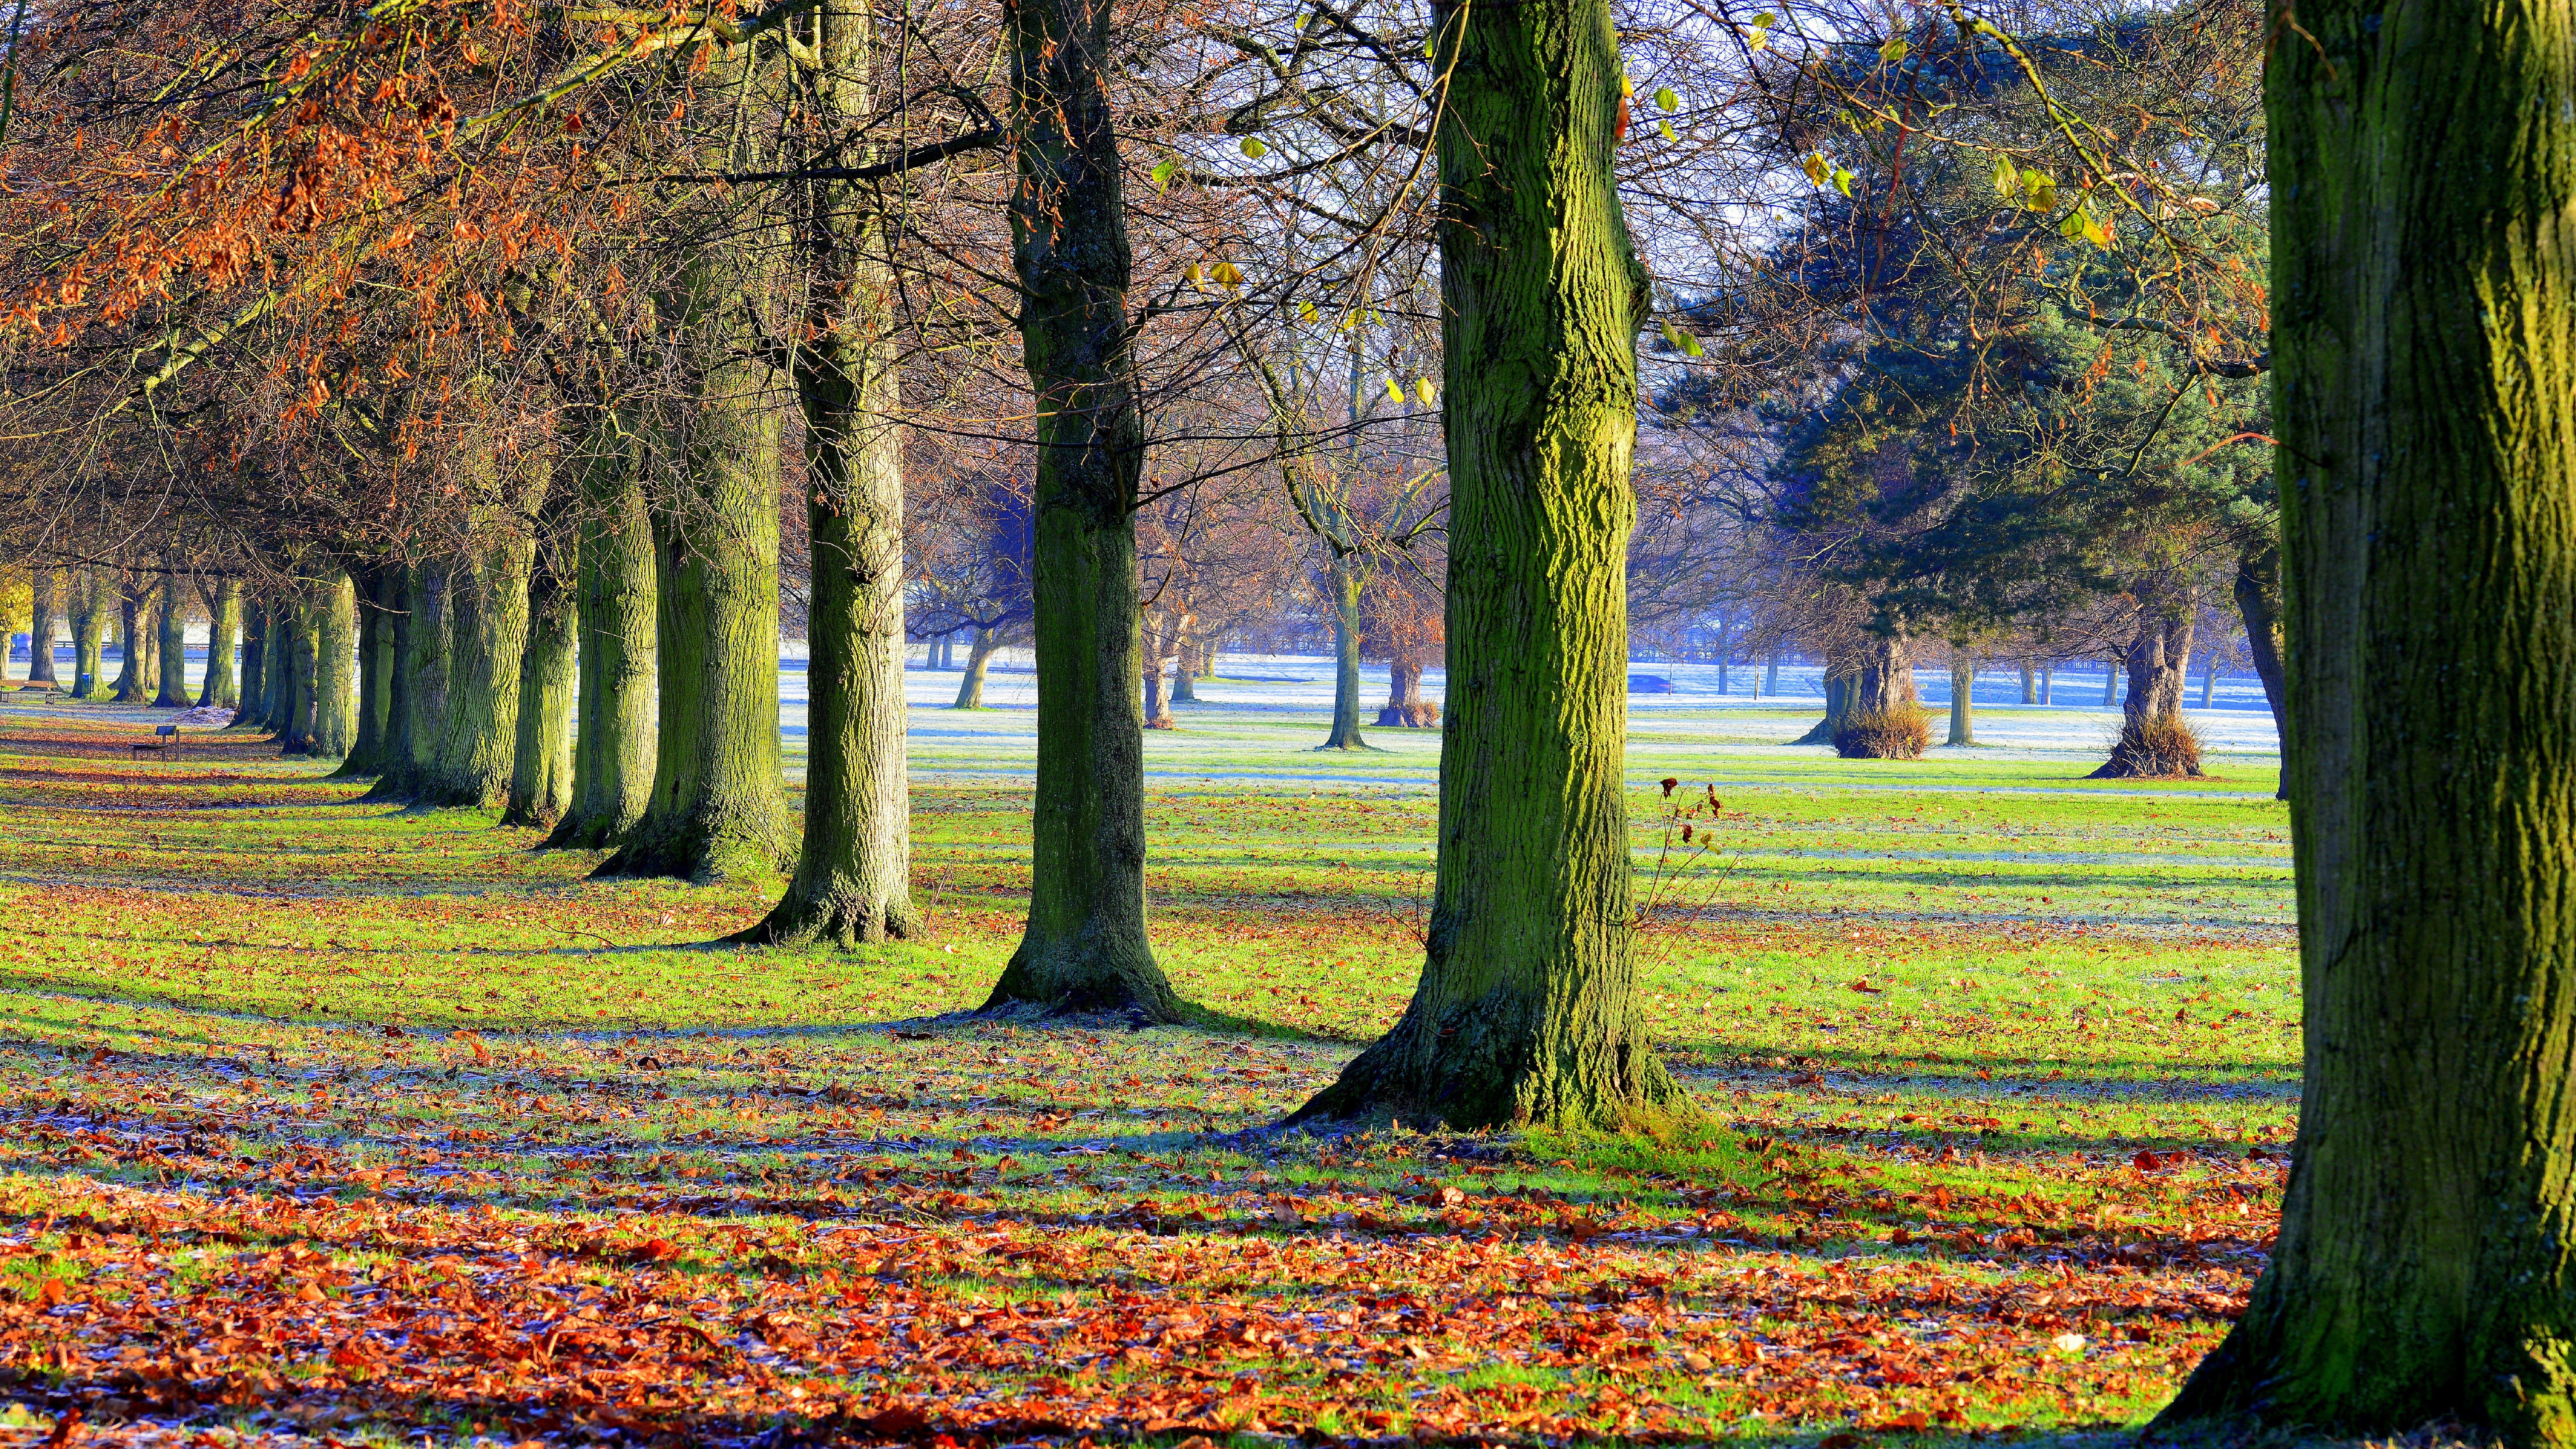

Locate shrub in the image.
[2091,713,2205,778]
[1833,707,1931,760]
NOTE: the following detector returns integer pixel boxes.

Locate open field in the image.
[0,668,2309,1447]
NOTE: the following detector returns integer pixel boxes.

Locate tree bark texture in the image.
[740,0,917,947]
[68,573,106,700]
[595,227,792,883]
[953,627,1000,708]
[153,577,190,707]
[197,578,239,709]
[1832,631,1926,759]
[26,570,55,687]
[2151,0,2576,1436]
[503,539,577,829]
[273,602,316,755]
[1289,0,1683,1130]
[2234,543,2292,800]
[1946,656,1975,746]
[112,579,149,703]
[331,566,394,777]
[2019,663,2036,705]
[365,563,447,802]
[307,575,357,759]
[978,0,1186,1019]
[547,423,658,849]
[1317,556,1370,749]
[420,539,531,807]
[1377,659,1438,727]
[2092,610,2200,778]
[231,600,266,726]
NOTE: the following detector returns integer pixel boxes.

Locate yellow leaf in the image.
[1383,375,1405,404]
[1240,136,1268,159]
[1184,261,1205,290]
[1298,300,1319,323]
[1832,166,1855,197]
[1415,378,1437,405]
[1210,260,1244,287]
[1992,154,2016,197]
[1878,37,1908,61]
[1802,152,1829,185]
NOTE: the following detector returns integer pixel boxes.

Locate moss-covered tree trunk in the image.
[1792,638,1858,746]
[741,0,917,944]
[197,578,239,709]
[417,539,531,808]
[977,0,1186,1018]
[1168,632,1201,703]
[1317,555,1370,750]
[26,569,55,688]
[1945,655,1975,746]
[330,565,393,777]
[1288,0,1684,1130]
[374,561,456,802]
[2091,611,2199,778]
[2019,663,2035,705]
[274,599,317,754]
[231,599,266,726]
[2151,0,2576,1436]
[595,232,792,883]
[953,627,1000,708]
[1141,614,1179,730]
[111,580,150,703]
[153,575,191,707]
[308,574,357,759]
[504,535,577,829]
[546,425,657,849]
[68,574,106,700]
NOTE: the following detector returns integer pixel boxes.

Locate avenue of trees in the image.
[0,0,2566,1436]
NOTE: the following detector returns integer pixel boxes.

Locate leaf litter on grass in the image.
[0,700,2305,1445]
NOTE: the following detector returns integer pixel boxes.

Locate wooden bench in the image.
[130,742,165,761]
[133,724,178,761]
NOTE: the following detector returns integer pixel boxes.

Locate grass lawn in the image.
[0,685,2316,1447]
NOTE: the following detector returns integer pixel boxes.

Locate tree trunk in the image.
[2090,611,2200,778]
[26,569,55,688]
[1288,0,1682,1131]
[1317,556,1370,749]
[197,578,239,709]
[1141,612,1179,730]
[2199,651,2218,707]
[68,573,106,700]
[330,565,394,777]
[545,421,658,849]
[1168,632,1201,703]
[112,579,149,703]
[307,574,357,759]
[594,245,792,883]
[1793,638,1860,745]
[503,540,577,829]
[978,0,1187,1020]
[273,599,316,754]
[2153,0,2576,1435]
[420,539,531,808]
[740,4,917,947]
[2019,662,2035,704]
[2100,659,2119,706]
[1763,654,1779,696]
[2040,661,2053,704]
[1832,630,1925,759]
[953,628,1001,708]
[2234,543,2291,801]
[1377,657,1438,727]
[364,562,448,802]
[1945,655,1974,746]
[231,599,266,726]
[153,575,190,707]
